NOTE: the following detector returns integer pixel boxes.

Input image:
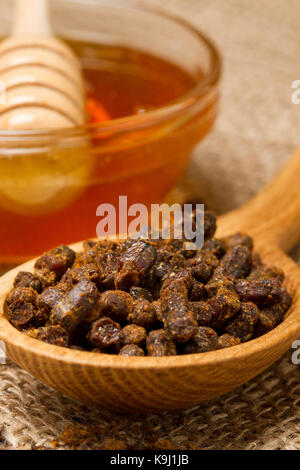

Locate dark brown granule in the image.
[128,298,156,329]
[87,317,121,351]
[255,311,277,337]
[94,239,123,257]
[168,269,194,289]
[119,344,145,357]
[210,285,240,330]
[73,250,97,269]
[99,290,133,324]
[161,277,197,342]
[139,265,160,299]
[50,279,99,333]
[27,326,69,347]
[97,252,121,290]
[202,238,226,259]
[218,334,241,349]
[73,242,97,268]
[36,286,64,317]
[206,277,234,298]
[186,252,219,283]
[152,300,163,323]
[120,324,147,347]
[180,241,198,259]
[6,285,48,329]
[234,279,282,306]
[7,300,36,330]
[280,287,292,312]
[155,238,183,261]
[226,302,259,342]
[82,239,97,250]
[220,244,252,279]
[189,301,214,326]
[180,326,218,354]
[61,263,100,289]
[146,329,176,356]
[189,280,206,301]
[248,265,285,283]
[35,245,75,281]
[34,269,57,289]
[252,252,263,268]
[203,211,217,240]
[114,261,140,291]
[222,232,254,251]
[168,252,186,270]
[154,261,171,282]
[255,288,292,337]
[129,286,153,302]
[116,241,157,290]
[155,247,173,264]
[13,271,42,293]
[208,264,235,285]
[165,309,197,342]
[6,286,37,306]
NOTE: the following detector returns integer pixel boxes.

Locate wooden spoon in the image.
[0,148,300,413]
[0,0,85,129]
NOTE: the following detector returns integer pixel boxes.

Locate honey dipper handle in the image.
[13,0,52,37]
[219,147,300,252]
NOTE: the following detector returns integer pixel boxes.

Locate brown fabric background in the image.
[0,0,300,450]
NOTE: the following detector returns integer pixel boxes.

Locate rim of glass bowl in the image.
[0,1,221,141]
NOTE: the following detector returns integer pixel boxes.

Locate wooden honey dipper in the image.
[0,0,86,130]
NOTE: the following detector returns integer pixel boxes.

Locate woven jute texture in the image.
[0,0,300,450]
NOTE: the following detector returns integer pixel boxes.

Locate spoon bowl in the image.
[0,149,300,413]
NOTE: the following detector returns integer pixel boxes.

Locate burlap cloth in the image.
[1,0,300,450]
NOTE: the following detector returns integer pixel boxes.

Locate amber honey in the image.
[0,40,218,263]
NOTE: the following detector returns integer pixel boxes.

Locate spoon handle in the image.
[13,0,52,37]
[219,147,300,252]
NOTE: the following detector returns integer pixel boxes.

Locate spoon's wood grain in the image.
[0,150,300,412]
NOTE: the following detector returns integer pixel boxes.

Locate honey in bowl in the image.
[0,40,218,264]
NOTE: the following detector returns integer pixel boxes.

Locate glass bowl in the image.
[0,0,221,264]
